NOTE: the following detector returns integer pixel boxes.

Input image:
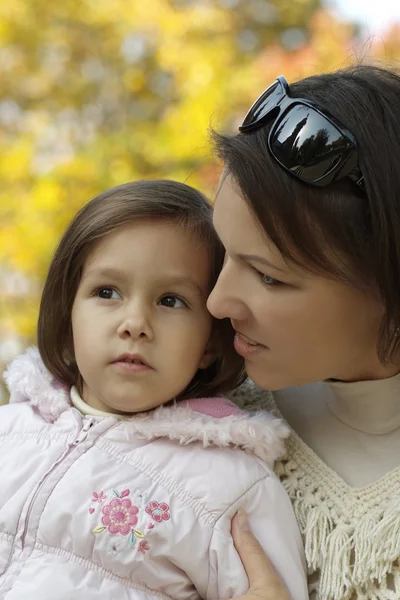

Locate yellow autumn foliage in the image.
[0,0,400,395]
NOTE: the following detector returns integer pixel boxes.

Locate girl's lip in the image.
[113,353,153,368]
[233,332,266,358]
[112,361,152,373]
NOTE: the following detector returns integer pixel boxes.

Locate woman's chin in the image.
[245,362,292,392]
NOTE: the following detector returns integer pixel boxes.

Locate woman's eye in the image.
[95,287,122,300]
[262,274,279,286]
[255,271,282,286]
[160,296,187,308]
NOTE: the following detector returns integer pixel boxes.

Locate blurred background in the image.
[1,0,400,401]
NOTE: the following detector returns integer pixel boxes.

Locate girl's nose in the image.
[117,306,153,341]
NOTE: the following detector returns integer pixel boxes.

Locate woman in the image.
[208,65,400,599]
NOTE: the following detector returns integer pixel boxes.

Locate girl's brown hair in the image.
[38,179,245,398]
[213,65,400,364]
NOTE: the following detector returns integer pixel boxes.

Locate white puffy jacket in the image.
[0,348,307,600]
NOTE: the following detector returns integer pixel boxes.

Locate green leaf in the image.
[93,526,106,534]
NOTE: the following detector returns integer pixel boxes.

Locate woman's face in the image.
[207,173,395,389]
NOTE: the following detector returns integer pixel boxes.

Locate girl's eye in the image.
[160,295,187,309]
[95,287,122,300]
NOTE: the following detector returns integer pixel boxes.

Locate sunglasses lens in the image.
[241,80,285,130]
[270,104,353,183]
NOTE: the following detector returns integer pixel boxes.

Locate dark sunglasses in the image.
[239,75,366,193]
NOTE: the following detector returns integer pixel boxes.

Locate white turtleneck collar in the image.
[326,371,400,435]
[70,386,129,420]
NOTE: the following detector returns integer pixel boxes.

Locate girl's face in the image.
[71,220,214,414]
[207,174,396,389]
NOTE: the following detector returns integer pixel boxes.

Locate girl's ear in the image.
[198,342,218,370]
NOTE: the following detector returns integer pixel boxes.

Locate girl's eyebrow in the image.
[237,253,288,273]
[81,266,126,281]
[154,275,205,297]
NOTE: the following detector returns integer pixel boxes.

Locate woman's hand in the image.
[231,509,292,600]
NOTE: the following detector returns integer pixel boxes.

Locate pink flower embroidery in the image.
[102,498,139,535]
[138,540,150,554]
[92,491,107,503]
[145,501,170,523]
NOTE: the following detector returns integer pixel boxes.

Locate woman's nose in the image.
[207,263,248,322]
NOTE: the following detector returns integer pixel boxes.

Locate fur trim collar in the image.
[124,399,289,466]
[3,348,289,466]
[3,347,71,423]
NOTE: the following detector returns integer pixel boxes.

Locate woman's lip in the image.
[235,331,260,345]
[234,332,266,358]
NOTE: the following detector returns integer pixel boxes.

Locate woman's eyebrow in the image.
[237,253,288,273]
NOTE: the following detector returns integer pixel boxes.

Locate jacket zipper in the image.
[20,418,95,547]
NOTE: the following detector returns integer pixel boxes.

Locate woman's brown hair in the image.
[213,64,400,364]
[38,179,245,398]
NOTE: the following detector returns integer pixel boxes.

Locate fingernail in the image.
[238,508,250,531]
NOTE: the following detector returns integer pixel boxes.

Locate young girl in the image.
[1,180,307,600]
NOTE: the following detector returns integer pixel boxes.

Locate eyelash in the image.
[252,268,282,287]
[91,287,189,308]
[159,295,189,309]
[92,286,121,299]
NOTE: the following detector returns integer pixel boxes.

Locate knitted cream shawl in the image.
[233,382,400,600]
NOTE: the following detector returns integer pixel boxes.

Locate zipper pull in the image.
[73,418,95,446]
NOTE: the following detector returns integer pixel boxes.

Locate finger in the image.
[232,509,285,592]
